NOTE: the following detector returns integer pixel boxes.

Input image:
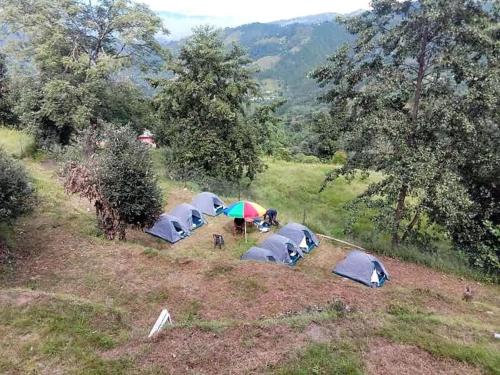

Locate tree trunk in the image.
[392,185,408,247]
[402,208,421,242]
[393,26,429,246]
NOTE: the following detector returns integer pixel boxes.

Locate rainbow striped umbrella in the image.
[223,201,267,219]
[223,201,267,242]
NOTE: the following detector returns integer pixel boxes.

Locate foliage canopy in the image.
[312,0,499,273]
[0,0,166,146]
[153,26,264,188]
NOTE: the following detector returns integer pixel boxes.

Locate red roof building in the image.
[137,129,156,147]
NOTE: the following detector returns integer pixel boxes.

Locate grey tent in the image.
[192,192,225,216]
[170,203,205,230]
[333,250,390,287]
[241,247,285,264]
[278,223,320,253]
[260,234,304,265]
[145,214,190,243]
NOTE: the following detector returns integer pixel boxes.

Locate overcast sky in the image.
[142,0,372,39]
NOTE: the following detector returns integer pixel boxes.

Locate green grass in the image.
[24,160,97,237]
[0,290,131,374]
[271,342,363,375]
[250,160,377,239]
[0,127,35,158]
[381,303,500,374]
[249,160,486,280]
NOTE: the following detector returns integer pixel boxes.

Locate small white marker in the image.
[148,309,173,338]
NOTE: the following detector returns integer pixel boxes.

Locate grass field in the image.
[0,129,499,374]
[0,127,35,158]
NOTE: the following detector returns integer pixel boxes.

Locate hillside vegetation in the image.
[0,0,499,373]
[166,19,353,111]
[1,128,499,374]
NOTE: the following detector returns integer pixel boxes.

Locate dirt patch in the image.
[0,288,44,306]
[106,324,308,375]
[305,323,331,343]
[363,339,482,375]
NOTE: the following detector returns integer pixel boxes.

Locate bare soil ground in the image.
[2,162,499,374]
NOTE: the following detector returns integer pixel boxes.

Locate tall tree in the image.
[251,99,286,156]
[0,52,15,125]
[312,0,499,272]
[1,0,166,146]
[153,26,263,187]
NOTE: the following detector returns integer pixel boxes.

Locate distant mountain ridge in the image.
[270,10,364,26]
[270,13,341,26]
[220,14,354,111]
[163,12,355,111]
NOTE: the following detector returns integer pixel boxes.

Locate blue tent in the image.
[170,203,205,230]
[192,192,225,216]
[240,247,284,264]
[260,234,304,265]
[333,250,390,287]
[278,223,320,253]
[145,214,190,243]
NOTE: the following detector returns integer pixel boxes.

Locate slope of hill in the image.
[1,128,499,374]
[225,19,353,109]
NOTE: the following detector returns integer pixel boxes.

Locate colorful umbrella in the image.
[223,201,267,219]
[224,201,267,242]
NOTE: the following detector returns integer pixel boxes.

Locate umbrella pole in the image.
[244,221,247,243]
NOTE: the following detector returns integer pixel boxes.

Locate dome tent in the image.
[277,223,320,253]
[170,203,205,230]
[145,214,190,243]
[333,250,390,287]
[191,192,225,216]
[241,247,284,264]
[260,234,304,265]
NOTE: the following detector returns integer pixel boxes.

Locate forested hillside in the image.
[165,16,353,111]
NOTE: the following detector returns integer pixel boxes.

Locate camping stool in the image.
[213,234,224,249]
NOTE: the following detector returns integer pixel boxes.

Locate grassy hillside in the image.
[248,160,484,280]
[0,129,499,374]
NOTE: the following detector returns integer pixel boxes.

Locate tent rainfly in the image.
[240,246,285,264]
[170,203,205,230]
[277,223,320,253]
[192,192,225,216]
[145,214,190,243]
[260,234,304,265]
[333,250,390,287]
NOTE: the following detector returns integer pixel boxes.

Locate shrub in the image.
[331,150,347,165]
[293,153,320,164]
[64,126,163,240]
[0,148,35,225]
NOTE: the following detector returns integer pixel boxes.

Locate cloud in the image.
[145,0,370,23]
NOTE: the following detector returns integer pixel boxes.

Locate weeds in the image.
[382,302,500,374]
[271,342,363,375]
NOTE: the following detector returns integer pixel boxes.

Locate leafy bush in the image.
[64,126,163,240]
[293,153,320,164]
[0,148,35,225]
[273,147,293,161]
